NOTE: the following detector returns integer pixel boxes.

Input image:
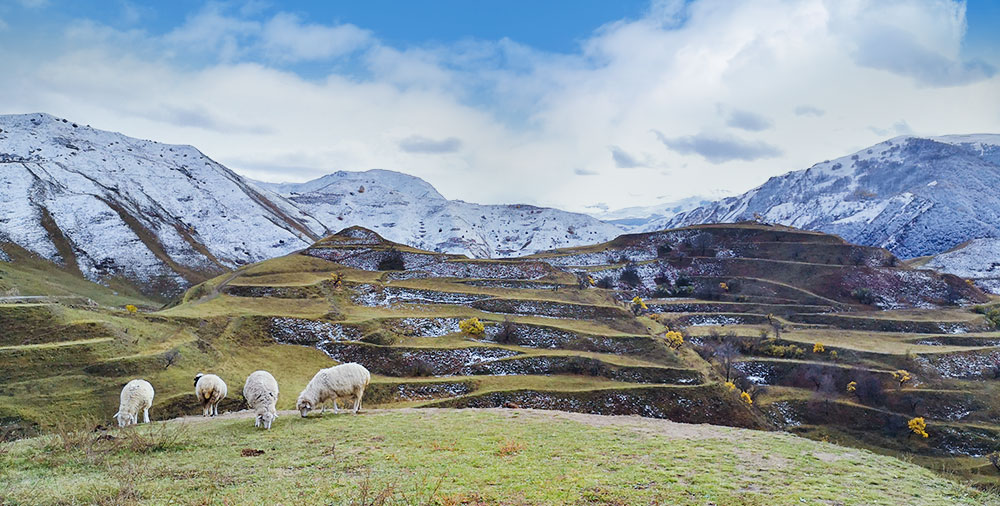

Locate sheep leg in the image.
[333,398,340,414]
[353,387,363,414]
[142,408,150,424]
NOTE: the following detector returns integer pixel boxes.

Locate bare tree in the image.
[712,341,739,382]
[162,349,181,369]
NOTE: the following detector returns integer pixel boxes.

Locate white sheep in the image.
[114,379,154,427]
[193,373,228,417]
[243,370,279,429]
[296,363,370,417]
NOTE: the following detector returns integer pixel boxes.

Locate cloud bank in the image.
[0,0,997,213]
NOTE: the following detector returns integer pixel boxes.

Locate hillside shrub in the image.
[459,318,485,336]
[663,331,684,349]
[595,277,614,289]
[361,331,398,346]
[761,343,804,359]
[619,265,641,288]
[124,304,138,314]
[908,417,928,438]
[851,287,876,305]
[853,372,886,406]
[494,319,518,344]
[377,248,405,271]
[987,308,1000,329]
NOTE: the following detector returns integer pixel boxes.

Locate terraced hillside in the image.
[3,222,1000,489]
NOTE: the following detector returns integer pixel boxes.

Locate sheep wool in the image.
[243,370,279,429]
[297,363,370,417]
[193,373,227,417]
[114,379,154,427]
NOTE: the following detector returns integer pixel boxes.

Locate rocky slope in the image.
[651,135,1000,290]
[0,113,323,297]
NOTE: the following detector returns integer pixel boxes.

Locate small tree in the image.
[813,342,825,354]
[162,349,180,369]
[846,381,857,394]
[125,304,138,315]
[712,341,739,382]
[459,317,485,337]
[329,272,343,288]
[663,330,684,349]
[892,370,912,389]
[740,391,753,405]
[630,296,648,315]
[495,318,518,344]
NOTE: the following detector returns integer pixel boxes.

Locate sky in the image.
[1,0,998,215]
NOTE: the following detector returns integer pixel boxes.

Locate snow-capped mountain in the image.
[593,194,727,230]
[0,113,621,296]
[0,113,324,296]
[258,170,623,258]
[646,135,1000,289]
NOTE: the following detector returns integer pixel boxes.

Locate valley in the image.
[3,221,1000,500]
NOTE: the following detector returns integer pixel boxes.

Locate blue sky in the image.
[1,1,999,213]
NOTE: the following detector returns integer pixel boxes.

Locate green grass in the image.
[2,408,995,505]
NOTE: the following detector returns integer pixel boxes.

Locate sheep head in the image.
[297,399,312,417]
[193,373,204,387]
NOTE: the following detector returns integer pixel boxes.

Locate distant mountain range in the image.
[2,112,998,296]
[0,113,619,297]
[257,170,621,259]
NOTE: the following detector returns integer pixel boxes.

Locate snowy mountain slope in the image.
[647,135,1000,289]
[922,238,1000,293]
[258,170,623,258]
[0,113,324,297]
[593,194,726,230]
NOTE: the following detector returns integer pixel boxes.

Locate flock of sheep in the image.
[113,363,371,429]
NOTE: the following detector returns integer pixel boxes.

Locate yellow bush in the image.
[908,417,928,438]
[663,331,684,349]
[631,296,648,310]
[724,381,736,391]
[829,350,838,360]
[329,272,343,287]
[846,381,857,394]
[813,342,825,354]
[124,304,138,315]
[459,317,485,336]
[740,391,753,405]
[719,282,729,292]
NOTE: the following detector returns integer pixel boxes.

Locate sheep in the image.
[243,370,279,429]
[193,373,228,417]
[296,363,370,417]
[114,379,154,427]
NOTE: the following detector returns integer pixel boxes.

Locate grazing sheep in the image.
[114,379,154,427]
[297,363,370,417]
[193,373,228,417]
[243,370,279,429]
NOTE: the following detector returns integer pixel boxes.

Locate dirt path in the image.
[164,406,739,441]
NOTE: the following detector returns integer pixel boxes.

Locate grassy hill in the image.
[3,222,1000,496]
[2,408,996,505]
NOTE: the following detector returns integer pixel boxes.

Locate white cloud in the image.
[1,0,998,213]
[260,13,371,62]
